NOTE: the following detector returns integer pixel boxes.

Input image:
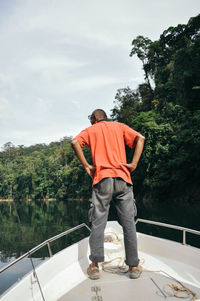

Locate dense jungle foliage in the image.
[0,15,199,203]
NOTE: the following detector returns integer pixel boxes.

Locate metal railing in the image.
[0,223,91,274]
[135,218,200,245]
[1,219,199,275]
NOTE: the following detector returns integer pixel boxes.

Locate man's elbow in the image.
[140,134,145,141]
[137,134,145,142]
[72,139,78,148]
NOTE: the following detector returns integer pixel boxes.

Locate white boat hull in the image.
[1,221,200,301]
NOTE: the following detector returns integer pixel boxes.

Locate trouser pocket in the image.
[133,201,137,218]
[88,203,94,222]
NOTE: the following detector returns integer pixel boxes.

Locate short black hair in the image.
[92,109,107,120]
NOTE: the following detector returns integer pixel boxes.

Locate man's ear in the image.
[93,114,97,124]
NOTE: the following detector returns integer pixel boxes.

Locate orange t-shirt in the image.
[74,121,139,186]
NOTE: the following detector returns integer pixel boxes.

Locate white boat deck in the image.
[57,249,200,301]
[58,269,199,301]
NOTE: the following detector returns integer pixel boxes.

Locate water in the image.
[0,199,199,296]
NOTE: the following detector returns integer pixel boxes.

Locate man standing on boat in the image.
[72,109,145,280]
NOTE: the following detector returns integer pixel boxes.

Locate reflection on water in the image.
[0,199,199,295]
[0,200,90,295]
[0,200,90,259]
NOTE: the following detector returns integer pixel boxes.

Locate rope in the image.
[163,283,197,299]
[102,257,128,274]
[102,231,198,301]
[104,232,122,243]
[103,231,127,274]
[144,268,198,301]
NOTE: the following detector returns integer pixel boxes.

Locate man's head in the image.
[88,109,107,125]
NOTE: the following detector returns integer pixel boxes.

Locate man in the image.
[72,109,145,280]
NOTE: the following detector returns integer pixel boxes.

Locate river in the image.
[0,199,199,295]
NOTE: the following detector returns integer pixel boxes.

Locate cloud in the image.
[24,56,86,71]
[0,97,14,122]
[0,0,199,146]
[68,76,122,91]
[72,100,81,109]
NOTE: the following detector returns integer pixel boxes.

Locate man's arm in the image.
[122,133,145,172]
[72,139,96,178]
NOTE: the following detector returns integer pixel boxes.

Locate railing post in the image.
[29,256,46,301]
[47,242,53,257]
[183,230,186,245]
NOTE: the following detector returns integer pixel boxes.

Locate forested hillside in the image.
[0,15,199,203]
[0,139,92,200]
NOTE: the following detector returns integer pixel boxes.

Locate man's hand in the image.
[85,165,96,178]
[72,139,96,179]
[121,134,145,173]
[121,162,137,173]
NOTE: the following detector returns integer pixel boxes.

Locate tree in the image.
[111,87,140,124]
[130,35,154,96]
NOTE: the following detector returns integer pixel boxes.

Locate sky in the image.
[0,0,199,148]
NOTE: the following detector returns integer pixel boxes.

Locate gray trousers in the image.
[89,177,139,267]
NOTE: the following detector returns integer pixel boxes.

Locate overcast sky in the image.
[0,0,199,148]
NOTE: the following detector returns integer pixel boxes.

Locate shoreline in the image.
[0,198,87,202]
[0,199,13,202]
[0,198,56,202]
